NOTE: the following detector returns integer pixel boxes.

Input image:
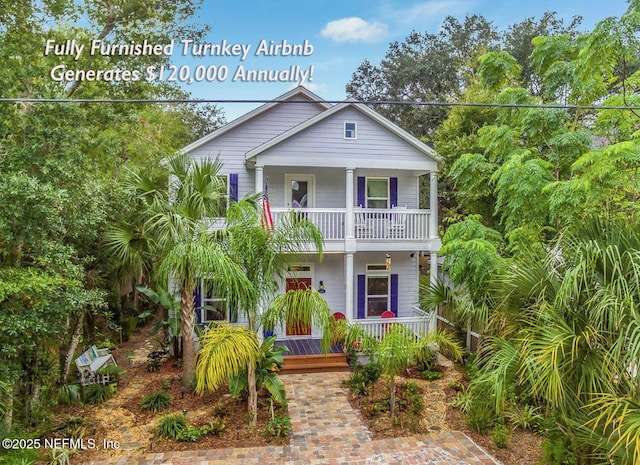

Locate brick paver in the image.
[88,372,500,464]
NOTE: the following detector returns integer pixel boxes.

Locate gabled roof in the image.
[180,86,332,155]
[245,98,442,164]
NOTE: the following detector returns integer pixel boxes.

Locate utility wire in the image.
[0,97,638,111]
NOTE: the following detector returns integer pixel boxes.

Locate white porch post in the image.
[345,168,355,239]
[345,252,354,322]
[429,171,438,238]
[345,168,355,322]
[255,165,264,194]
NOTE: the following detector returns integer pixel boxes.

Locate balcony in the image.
[270,207,433,243]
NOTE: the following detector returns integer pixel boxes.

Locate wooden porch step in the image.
[280,353,350,374]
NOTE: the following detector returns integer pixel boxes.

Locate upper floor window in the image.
[366,177,389,208]
[344,122,357,139]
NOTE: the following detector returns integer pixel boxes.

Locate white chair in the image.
[386,206,407,238]
[354,211,369,238]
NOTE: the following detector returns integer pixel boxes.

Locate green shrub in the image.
[203,418,225,436]
[213,403,229,418]
[449,389,473,414]
[96,365,126,382]
[491,424,510,448]
[177,425,202,442]
[141,391,172,413]
[261,415,291,438]
[83,384,115,405]
[162,379,172,391]
[57,384,81,405]
[423,370,443,381]
[48,447,78,465]
[466,403,496,434]
[156,414,187,440]
[506,404,543,431]
[541,437,578,465]
[405,381,419,394]
[361,362,382,384]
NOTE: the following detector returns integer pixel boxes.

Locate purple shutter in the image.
[390,177,398,208]
[390,274,398,316]
[194,281,202,324]
[357,274,366,319]
[229,173,238,202]
[357,176,365,207]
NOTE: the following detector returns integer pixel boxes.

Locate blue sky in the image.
[176,0,631,121]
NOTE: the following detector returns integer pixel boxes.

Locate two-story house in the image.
[182,86,441,346]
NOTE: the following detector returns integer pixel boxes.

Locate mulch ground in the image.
[58,319,541,465]
[58,321,288,464]
[345,362,543,465]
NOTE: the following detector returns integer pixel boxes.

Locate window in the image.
[366,265,390,318]
[200,280,232,323]
[344,122,357,139]
[215,175,229,214]
[366,177,389,208]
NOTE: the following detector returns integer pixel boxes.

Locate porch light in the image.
[318,280,326,293]
[385,254,391,271]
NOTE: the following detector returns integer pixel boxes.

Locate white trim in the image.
[366,176,389,209]
[284,173,316,208]
[344,121,357,140]
[248,155,436,171]
[246,100,442,164]
[365,264,391,319]
[199,279,232,324]
[181,86,331,155]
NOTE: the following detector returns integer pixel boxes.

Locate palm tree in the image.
[193,201,326,425]
[195,324,259,394]
[469,217,640,464]
[336,320,463,420]
[107,154,254,386]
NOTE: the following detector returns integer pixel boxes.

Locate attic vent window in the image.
[344,122,357,139]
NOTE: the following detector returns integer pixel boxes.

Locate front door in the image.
[285,277,312,336]
[285,174,315,209]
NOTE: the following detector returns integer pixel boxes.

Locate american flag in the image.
[261,183,274,231]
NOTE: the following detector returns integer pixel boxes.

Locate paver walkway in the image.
[89,372,500,465]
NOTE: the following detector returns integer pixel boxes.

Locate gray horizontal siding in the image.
[189,99,325,198]
[354,252,419,319]
[257,107,436,168]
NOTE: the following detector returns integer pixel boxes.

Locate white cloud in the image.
[321,17,388,43]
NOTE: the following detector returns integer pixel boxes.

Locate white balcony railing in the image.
[271,208,346,240]
[352,316,431,339]
[270,207,431,241]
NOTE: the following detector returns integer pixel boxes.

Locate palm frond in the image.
[195,324,259,394]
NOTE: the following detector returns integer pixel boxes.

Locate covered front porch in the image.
[274,308,433,373]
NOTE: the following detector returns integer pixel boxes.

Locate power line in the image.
[0,96,638,111]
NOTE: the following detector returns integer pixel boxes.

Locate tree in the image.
[107,154,254,386]
[335,320,462,420]
[193,201,325,426]
[347,15,498,140]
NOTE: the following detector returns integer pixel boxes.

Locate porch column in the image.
[255,165,264,194]
[345,252,354,322]
[429,251,438,332]
[345,168,355,239]
[429,171,438,238]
